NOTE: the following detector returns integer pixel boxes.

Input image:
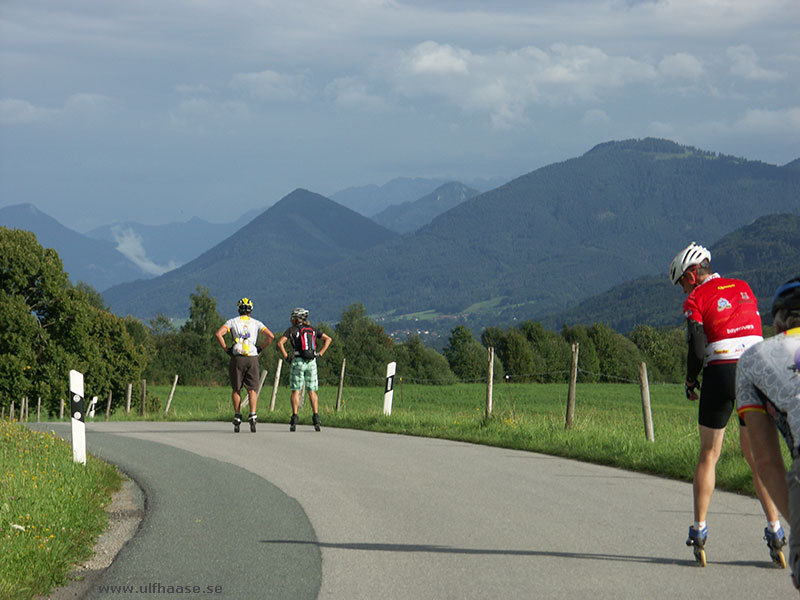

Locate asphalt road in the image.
[37,421,795,599]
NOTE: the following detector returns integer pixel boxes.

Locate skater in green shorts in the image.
[277,307,331,432]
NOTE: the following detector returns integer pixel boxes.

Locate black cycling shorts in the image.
[229,355,260,392]
[698,362,743,429]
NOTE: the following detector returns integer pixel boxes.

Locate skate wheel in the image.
[774,549,787,569]
[694,548,706,567]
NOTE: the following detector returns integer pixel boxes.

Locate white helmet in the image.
[669,242,711,285]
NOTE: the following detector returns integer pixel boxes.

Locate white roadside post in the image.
[69,370,87,465]
[88,396,98,419]
[383,361,397,416]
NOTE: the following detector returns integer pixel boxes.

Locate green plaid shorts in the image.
[289,357,318,391]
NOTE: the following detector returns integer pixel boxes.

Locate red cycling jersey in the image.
[683,273,763,366]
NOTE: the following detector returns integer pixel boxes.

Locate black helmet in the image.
[237,297,254,315]
[771,277,800,318]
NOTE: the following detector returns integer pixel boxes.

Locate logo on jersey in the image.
[717,298,732,312]
[740,291,751,300]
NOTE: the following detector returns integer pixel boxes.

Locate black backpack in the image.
[297,326,317,359]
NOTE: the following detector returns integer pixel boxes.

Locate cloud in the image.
[168,97,249,131]
[230,69,314,102]
[658,53,705,80]
[0,99,59,124]
[391,41,658,128]
[727,45,786,81]
[111,227,179,276]
[325,77,390,112]
[0,93,111,125]
[730,106,800,134]
[406,41,470,74]
[582,108,610,125]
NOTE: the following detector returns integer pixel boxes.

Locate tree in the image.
[394,335,457,385]
[629,325,685,383]
[0,227,148,412]
[587,323,646,382]
[499,328,536,383]
[444,326,489,381]
[335,304,394,385]
[561,324,600,383]
[518,321,571,382]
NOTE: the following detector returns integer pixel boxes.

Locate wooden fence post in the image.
[125,383,132,414]
[336,358,346,412]
[141,379,146,417]
[269,359,283,412]
[59,399,64,420]
[37,397,42,423]
[639,362,654,442]
[165,374,179,414]
[566,342,579,430]
[486,346,494,420]
[105,391,112,421]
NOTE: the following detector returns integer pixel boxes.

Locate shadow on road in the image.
[261,539,708,566]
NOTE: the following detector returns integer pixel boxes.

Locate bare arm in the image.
[277,335,289,360]
[214,325,230,351]
[259,326,275,352]
[318,332,332,357]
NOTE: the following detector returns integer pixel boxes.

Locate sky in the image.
[1,0,798,232]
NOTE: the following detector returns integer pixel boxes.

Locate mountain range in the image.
[85,212,259,276]
[330,176,503,217]
[373,182,480,234]
[99,138,800,332]
[0,203,149,290]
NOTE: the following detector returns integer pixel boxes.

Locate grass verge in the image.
[0,421,123,600]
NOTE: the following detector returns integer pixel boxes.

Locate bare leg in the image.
[290,390,302,415]
[694,425,726,523]
[740,426,781,523]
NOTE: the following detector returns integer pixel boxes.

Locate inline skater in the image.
[277,307,331,432]
[668,242,783,566]
[215,297,274,432]
[736,277,800,585]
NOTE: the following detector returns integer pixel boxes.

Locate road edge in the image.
[38,476,145,599]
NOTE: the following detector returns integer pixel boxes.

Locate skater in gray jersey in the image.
[737,277,800,589]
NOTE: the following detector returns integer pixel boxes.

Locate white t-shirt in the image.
[224,315,267,357]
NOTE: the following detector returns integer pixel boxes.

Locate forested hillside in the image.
[539,214,800,332]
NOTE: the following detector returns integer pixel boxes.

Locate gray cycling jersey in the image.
[736,328,800,458]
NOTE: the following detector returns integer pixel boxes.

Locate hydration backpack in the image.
[298,326,317,359]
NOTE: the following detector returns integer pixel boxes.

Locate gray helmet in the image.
[291,307,309,321]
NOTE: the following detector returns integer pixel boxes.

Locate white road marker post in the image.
[383,361,397,416]
[69,370,87,465]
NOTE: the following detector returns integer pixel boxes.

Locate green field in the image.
[102,380,788,497]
